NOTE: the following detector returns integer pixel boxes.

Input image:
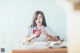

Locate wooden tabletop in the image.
[12,48,67,53]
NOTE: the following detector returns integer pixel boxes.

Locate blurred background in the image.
[0,0,66,53]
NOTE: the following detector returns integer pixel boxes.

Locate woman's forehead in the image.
[38,14,42,16]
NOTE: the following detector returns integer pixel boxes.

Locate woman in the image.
[24,10,59,42]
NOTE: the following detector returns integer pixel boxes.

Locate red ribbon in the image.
[33,30,41,38]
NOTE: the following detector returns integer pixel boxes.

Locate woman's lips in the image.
[38,22,40,23]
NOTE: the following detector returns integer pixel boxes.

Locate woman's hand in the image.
[42,30,53,39]
[42,30,48,35]
[42,30,49,36]
[34,30,41,38]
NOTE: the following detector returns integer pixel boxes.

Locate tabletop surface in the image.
[12,48,67,53]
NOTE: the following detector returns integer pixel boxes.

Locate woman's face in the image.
[35,14,43,26]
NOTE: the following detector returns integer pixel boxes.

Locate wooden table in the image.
[12,48,67,53]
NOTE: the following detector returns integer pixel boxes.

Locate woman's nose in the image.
[37,18,40,21]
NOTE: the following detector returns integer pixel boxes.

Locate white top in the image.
[26,26,55,42]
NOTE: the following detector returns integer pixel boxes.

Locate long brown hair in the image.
[30,10,47,27]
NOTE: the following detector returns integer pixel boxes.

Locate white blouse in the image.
[26,26,55,42]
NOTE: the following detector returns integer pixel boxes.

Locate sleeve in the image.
[26,26,32,37]
[23,27,32,44]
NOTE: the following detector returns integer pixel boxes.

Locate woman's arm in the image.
[42,30,59,41]
[25,30,41,42]
[46,34,59,41]
[24,35,35,42]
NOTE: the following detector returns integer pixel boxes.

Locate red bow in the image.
[33,30,41,38]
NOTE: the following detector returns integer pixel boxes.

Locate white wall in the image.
[0,0,66,53]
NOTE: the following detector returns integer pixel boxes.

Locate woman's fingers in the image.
[35,30,41,37]
[42,30,48,35]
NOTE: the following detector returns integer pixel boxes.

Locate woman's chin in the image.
[37,24,42,26]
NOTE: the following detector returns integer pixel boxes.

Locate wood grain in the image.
[12,48,67,53]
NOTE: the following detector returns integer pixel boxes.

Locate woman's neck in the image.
[37,25,43,29]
